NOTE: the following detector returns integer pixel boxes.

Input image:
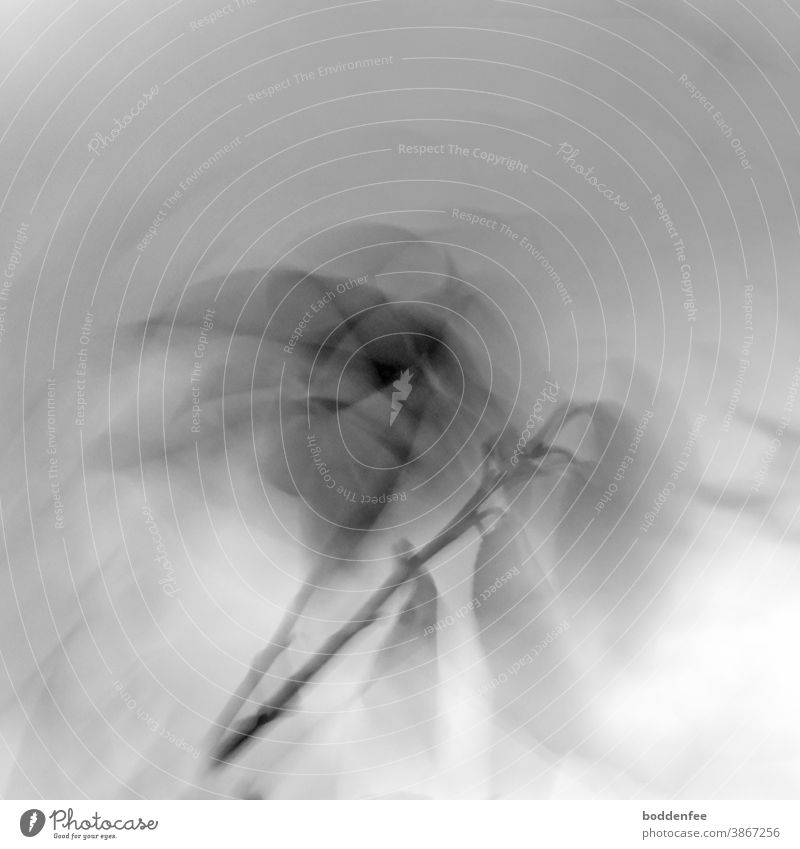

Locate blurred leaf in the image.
[474,377,690,769]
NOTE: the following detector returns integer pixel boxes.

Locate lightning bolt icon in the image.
[389,369,414,426]
[28,811,38,833]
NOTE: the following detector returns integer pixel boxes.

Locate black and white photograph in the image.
[1,0,799,842]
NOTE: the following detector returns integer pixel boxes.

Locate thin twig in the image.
[208,576,318,751]
[211,436,567,767]
[211,458,519,766]
[211,553,422,765]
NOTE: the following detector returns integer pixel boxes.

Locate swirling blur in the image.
[1,0,799,803]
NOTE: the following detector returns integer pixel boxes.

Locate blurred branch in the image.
[211,433,573,767]
[211,551,422,766]
[208,578,318,754]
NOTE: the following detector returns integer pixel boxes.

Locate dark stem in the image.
[211,436,566,767]
[208,577,318,753]
[211,552,421,765]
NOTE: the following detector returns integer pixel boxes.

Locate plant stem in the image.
[211,463,513,766]
[211,437,563,767]
[208,577,318,752]
[211,552,421,765]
